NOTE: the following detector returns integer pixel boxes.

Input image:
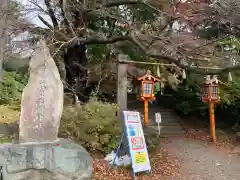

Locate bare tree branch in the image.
[38,15,53,29]
[65,34,240,75]
[44,0,59,29]
[59,0,76,37]
[86,0,142,12]
[67,35,192,68]
[34,0,240,76]
[38,15,69,41]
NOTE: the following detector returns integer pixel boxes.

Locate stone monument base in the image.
[0,139,93,180]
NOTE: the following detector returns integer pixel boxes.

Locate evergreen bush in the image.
[160,72,240,130]
[59,98,122,154]
[59,98,160,154]
[0,71,27,105]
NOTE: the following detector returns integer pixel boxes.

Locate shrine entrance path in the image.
[162,137,240,180]
[127,94,240,179]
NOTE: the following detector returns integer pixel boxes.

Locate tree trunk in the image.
[0,0,7,82]
[55,52,66,82]
[64,44,88,101]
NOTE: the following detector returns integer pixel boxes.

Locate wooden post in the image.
[117,54,128,156]
[209,102,216,143]
[144,100,148,127]
[117,54,128,111]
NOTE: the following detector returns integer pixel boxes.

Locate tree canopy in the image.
[18,0,238,75]
[2,0,240,130]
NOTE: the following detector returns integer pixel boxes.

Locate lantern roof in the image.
[203,75,219,85]
[137,70,161,82]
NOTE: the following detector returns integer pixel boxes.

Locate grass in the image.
[0,105,19,123]
[0,105,19,144]
[0,135,13,143]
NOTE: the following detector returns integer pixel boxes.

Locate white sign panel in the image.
[122,111,151,173]
[155,113,162,135]
[155,113,161,123]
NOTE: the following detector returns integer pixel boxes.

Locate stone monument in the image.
[0,40,93,180]
[19,39,63,143]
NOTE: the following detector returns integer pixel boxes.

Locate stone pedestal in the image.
[0,139,92,180]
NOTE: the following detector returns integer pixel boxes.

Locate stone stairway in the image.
[127,94,186,137]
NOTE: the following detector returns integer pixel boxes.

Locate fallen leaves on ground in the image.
[182,121,237,151]
[184,127,237,150]
[93,148,180,180]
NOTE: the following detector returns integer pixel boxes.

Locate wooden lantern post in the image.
[137,70,161,127]
[200,75,220,143]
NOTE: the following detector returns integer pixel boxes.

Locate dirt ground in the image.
[93,117,240,180]
[162,137,240,180]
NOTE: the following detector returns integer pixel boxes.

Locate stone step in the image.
[127,101,185,137]
[130,109,176,115]
[149,115,180,121]
[150,121,182,126]
[151,117,180,122]
[151,118,182,123]
[142,116,180,122]
[149,126,186,136]
[131,106,174,112]
[149,126,185,132]
[146,120,180,127]
[135,111,176,117]
[150,125,184,130]
[153,131,186,137]
[136,108,174,112]
[161,114,179,118]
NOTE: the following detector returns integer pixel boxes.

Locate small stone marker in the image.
[155,113,161,135]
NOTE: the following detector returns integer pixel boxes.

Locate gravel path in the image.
[162,138,240,180]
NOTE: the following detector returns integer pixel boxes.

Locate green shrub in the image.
[59,98,122,154]
[0,71,27,105]
[160,72,240,129]
[59,98,160,154]
[144,127,160,153]
[3,56,30,73]
[170,84,208,117]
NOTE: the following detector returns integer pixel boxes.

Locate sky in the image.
[16,0,50,28]
[13,0,51,56]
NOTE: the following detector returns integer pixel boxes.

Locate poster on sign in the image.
[131,137,144,150]
[122,111,151,173]
[134,152,147,164]
[127,114,139,123]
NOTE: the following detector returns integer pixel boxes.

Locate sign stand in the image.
[155,113,161,135]
[111,131,125,167]
[112,111,151,180]
[112,131,137,180]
